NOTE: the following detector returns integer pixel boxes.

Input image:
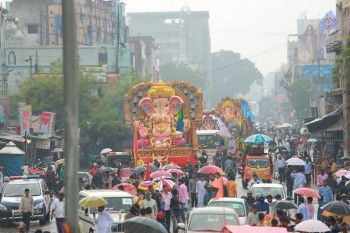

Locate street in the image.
[1,173,320,233]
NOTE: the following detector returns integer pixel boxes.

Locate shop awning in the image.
[304,107,342,133]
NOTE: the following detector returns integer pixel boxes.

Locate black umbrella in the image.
[124,216,168,233]
[132,166,146,173]
[274,200,298,210]
[321,201,350,215]
[98,167,114,173]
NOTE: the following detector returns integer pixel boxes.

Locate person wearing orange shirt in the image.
[226,176,237,197]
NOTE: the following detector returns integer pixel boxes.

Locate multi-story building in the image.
[127,10,212,94]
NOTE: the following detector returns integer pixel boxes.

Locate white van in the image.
[78,190,134,233]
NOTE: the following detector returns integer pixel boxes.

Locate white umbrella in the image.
[307,138,318,143]
[294,219,330,232]
[100,148,113,155]
[345,173,350,179]
[286,157,305,166]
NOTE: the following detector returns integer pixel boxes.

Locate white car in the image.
[0,175,51,226]
[177,207,240,233]
[250,183,286,200]
[78,190,134,232]
[207,198,249,225]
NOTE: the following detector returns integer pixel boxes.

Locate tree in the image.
[210,50,263,104]
[160,62,206,90]
[283,75,312,119]
[332,37,350,84]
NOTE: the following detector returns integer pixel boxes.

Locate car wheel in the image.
[0,220,7,227]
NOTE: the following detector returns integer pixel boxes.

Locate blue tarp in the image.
[0,155,23,177]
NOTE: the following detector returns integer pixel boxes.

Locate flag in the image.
[211,177,224,199]
[144,163,151,181]
[133,127,139,164]
[320,11,337,31]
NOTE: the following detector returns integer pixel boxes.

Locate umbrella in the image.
[78,172,91,180]
[100,148,113,155]
[79,196,108,208]
[286,157,305,166]
[322,211,350,223]
[197,165,225,175]
[244,134,273,144]
[300,127,309,135]
[154,178,176,189]
[273,146,288,151]
[274,200,298,210]
[138,181,157,191]
[307,138,318,143]
[132,166,146,173]
[51,148,64,153]
[162,163,181,170]
[54,159,65,166]
[146,164,159,172]
[294,219,330,233]
[98,167,114,173]
[112,183,137,195]
[150,170,173,179]
[335,169,350,177]
[345,173,350,179]
[167,168,184,176]
[281,123,293,128]
[322,201,350,215]
[293,188,321,198]
[124,216,168,233]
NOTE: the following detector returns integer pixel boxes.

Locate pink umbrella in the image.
[150,170,173,179]
[167,169,184,176]
[335,169,350,177]
[112,183,137,195]
[293,187,320,198]
[198,165,225,176]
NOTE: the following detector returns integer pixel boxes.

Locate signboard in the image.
[36,139,51,149]
[40,112,56,135]
[0,97,9,133]
[18,103,32,135]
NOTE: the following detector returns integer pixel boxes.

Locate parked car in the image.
[250,183,286,200]
[177,207,240,233]
[78,189,134,233]
[207,198,249,225]
[0,175,51,227]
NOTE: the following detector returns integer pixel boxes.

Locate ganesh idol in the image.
[137,81,190,148]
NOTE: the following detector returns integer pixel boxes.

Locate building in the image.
[127,10,212,93]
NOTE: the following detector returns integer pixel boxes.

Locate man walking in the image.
[304,158,312,187]
[93,205,114,233]
[19,188,34,233]
[291,168,306,204]
[189,173,198,208]
[285,166,294,197]
[142,192,158,219]
[276,155,286,184]
[196,175,206,207]
[51,192,65,233]
[319,180,334,204]
[178,178,189,223]
[297,197,310,221]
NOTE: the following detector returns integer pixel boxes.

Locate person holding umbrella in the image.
[93,205,114,233]
[296,197,310,221]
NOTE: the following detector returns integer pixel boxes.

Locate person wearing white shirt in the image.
[93,205,114,233]
[142,192,158,219]
[51,192,65,233]
[0,166,3,184]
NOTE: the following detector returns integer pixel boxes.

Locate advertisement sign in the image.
[40,112,56,135]
[36,139,51,149]
[18,104,32,135]
[0,97,9,133]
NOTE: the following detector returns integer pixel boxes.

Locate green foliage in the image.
[211,50,263,104]
[160,62,206,91]
[11,58,144,154]
[332,37,350,84]
[283,75,312,118]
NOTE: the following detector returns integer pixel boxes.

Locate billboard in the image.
[0,97,9,132]
[18,103,32,135]
[40,112,56,135]
[300,65,335,93]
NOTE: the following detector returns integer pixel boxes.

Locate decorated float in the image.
[197,97,255,158]
[124,80,203,166]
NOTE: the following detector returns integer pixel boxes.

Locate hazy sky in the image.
[123,0,336,76]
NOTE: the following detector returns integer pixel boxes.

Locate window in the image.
[27,24,39,34]
[98,47,108,65]
[8,51,16,65]
[247,158,269,168]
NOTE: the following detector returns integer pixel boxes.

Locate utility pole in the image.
[116,0,120,74]
[0,5,9,97]
[25,56,33,78]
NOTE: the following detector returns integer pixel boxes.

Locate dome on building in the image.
[5,21,17,38]
[13,27,24,41]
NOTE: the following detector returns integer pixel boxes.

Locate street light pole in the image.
[25,56,33,78]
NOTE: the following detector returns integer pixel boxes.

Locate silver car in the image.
[207,198,249,225]
[177,207,240,233]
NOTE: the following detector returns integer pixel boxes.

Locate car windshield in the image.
[101,197,133,212]
[251,187,284,198]
[247,158,269,168]
[4,183,41,197]
[208,202,246,217]
[197,134,220,149]
[188,213,239,231]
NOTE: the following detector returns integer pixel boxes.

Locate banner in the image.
[36,139,51,149]
[18,104,32,135]
[40,112,56,135]
[0,97,9,133]
[320,11,337,31]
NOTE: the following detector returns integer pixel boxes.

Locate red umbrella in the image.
[197,165,225,176]
[150,170,173,179]
[162,163,181,170]
[112,183,137,195]
[293,187,320,198]
[335,169,350,177]
[167,168,184,176]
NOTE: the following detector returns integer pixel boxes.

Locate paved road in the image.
[1,173,320,232]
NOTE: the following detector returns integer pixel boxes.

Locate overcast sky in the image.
[123,0,336,76]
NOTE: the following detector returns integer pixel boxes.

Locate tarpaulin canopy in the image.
[304,107,342,133]
[0,141,24,177]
